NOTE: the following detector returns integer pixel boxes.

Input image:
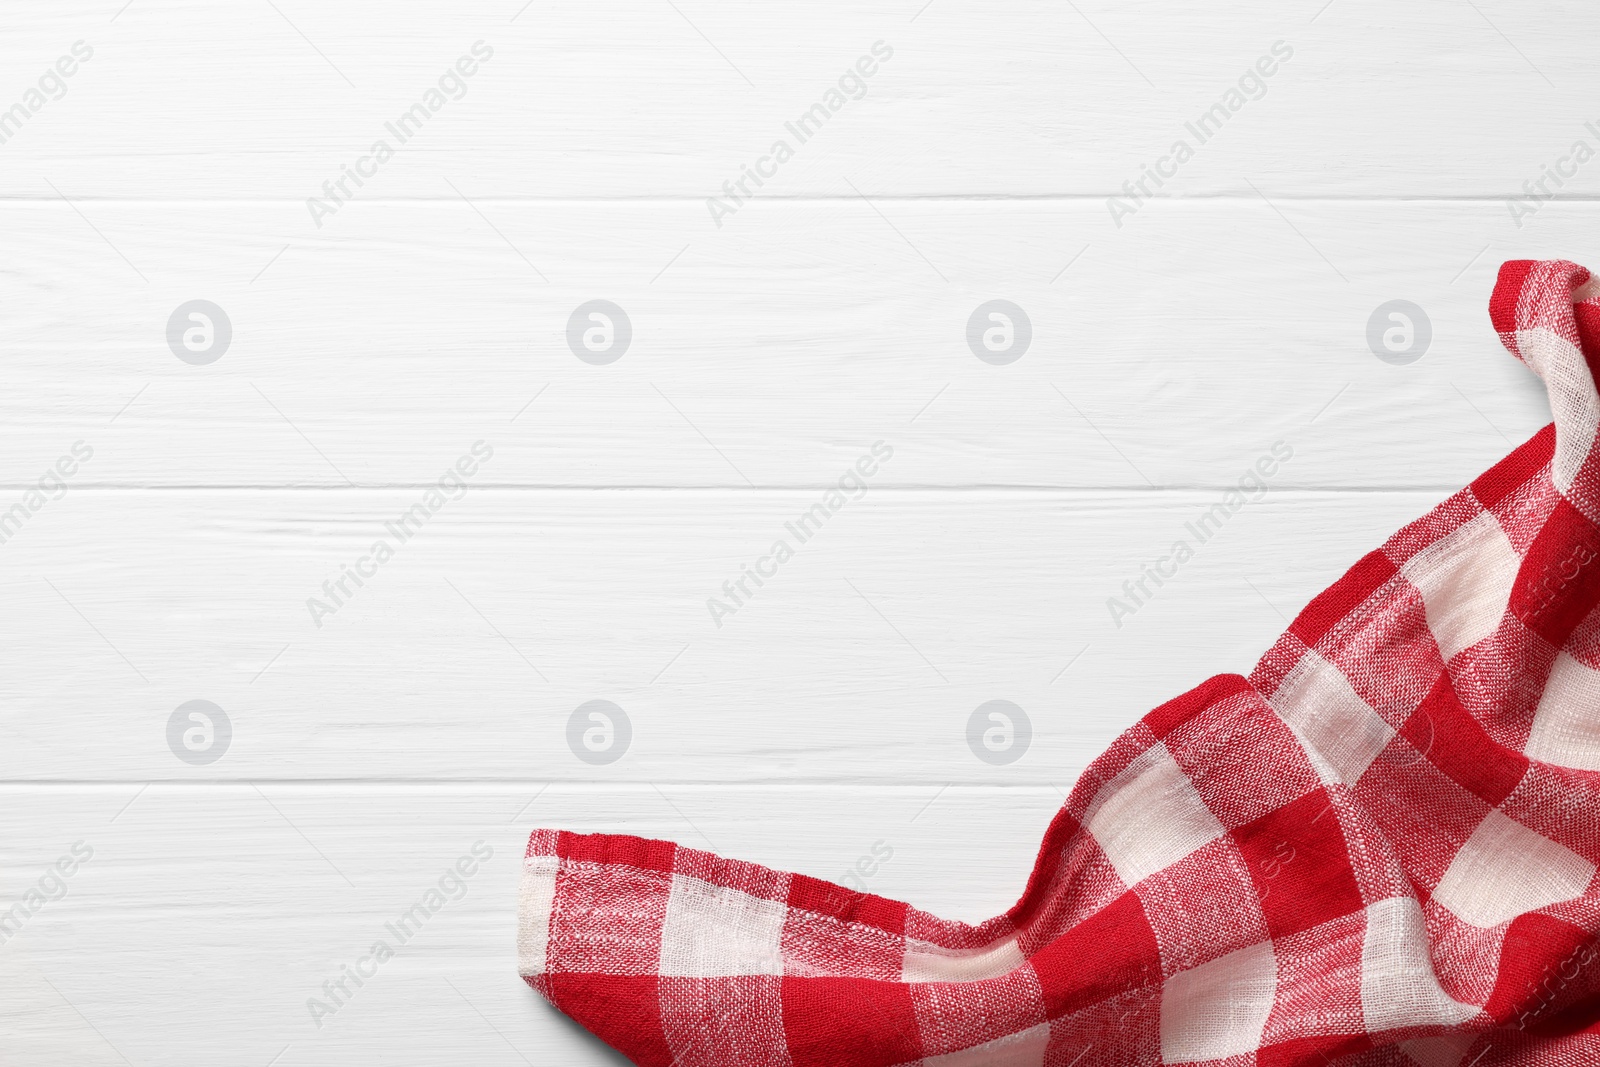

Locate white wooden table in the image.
[0,2,1580,1063]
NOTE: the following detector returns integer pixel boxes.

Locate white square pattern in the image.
[658,874,789,977]
[1402,511,1519,661]
[902,935,1025,983]
[1526,651,1600,769]
[1515,324,1600,499]
[920,1022,1051,1067]
[518,855,560,976]
[1361,897,1478,1033]
[1271,649,1396,786]
[1084,743,1226,889]
[1159,941,1277,1063]
[1431,809,1596,928]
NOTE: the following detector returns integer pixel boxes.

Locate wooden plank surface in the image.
[0,488,1434,783]
[0,783,1063,1064]
[2,2,1597,199]
[0,0,1580,1063]
[0,199,1566,490]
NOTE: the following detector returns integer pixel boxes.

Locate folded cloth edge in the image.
[518,260,1600,1067]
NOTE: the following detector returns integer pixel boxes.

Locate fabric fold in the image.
[520,261,1600,1066]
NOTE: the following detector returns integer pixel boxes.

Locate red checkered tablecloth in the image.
[520,260,1600,1066]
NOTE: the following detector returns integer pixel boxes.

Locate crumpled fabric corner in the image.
[519,260,1600,1066]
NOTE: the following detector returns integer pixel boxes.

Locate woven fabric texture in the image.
[520,260,1600,1066]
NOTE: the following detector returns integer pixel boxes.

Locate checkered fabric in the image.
[520,260,1600,1066]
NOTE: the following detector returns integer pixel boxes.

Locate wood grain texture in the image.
[3,2,1598,198]
[0,784,1062,1064]
[0,0,1578,1063]
[0,488,1434,783]
[0,198,1566,489]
